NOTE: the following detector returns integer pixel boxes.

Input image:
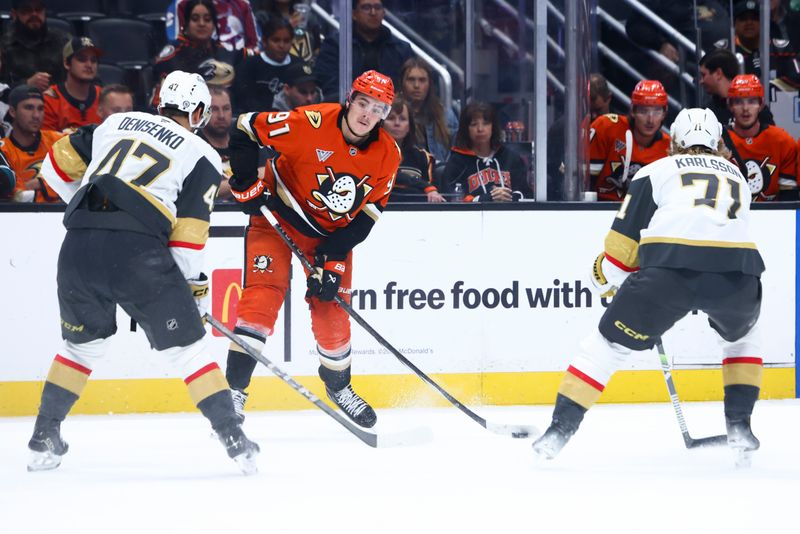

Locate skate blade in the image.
[233,451,259,476]
[733,449,753,469]
[27,450,63,472]
[531,442,557,465]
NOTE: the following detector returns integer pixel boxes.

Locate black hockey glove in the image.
[306,255,346,302]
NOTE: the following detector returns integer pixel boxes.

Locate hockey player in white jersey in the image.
[28,71,259,474]
[532,108,765,462]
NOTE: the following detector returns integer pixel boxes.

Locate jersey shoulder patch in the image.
[305,109,322,129]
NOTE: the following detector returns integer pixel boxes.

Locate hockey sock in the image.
[185,363,236,431]
[37,354,92,422]
[558,365,605,412]
[722,357,763,421]
[318,344,352,391]
[225,326,266,391]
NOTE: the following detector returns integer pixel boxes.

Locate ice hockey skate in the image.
[231,388,248,424]
[218,425,260,475]
[27,419,69,472]
[532,425,571,462]
[326,384,377,428]
[727,417,759,468]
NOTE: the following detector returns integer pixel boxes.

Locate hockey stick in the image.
[655,340,728,449]
[259,205,538,439]
[205,313,431,448]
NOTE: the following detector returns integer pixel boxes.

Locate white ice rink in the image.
[1,400,798,534]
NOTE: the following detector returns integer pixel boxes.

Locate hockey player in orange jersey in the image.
[722,74,798,201]
[225,70,401,428]
[589,80,671,201]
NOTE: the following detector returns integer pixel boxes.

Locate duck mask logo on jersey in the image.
[307,166,372,221]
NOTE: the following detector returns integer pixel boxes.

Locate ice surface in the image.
[1,400,798,534]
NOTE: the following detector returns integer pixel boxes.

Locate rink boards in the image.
[0,207,796,415]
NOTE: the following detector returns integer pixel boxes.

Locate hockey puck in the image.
[511,431,528,439]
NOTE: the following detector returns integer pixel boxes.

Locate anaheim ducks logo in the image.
[25,160,43,180]
[306,166,372,221]
[744,157,776,198]
[252,254,273,273]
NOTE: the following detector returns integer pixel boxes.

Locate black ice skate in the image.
[218,424,260,475]
[726,417,759,468]
[28,419,69,472]
[326,384,377,428]
[231,388,248,424]
[531,425,572,461]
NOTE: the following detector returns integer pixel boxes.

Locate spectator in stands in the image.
[399,57,457,164]
[313,0,413,102]
[0,84,63,202]
[625,1,730,96]
[771,0,800,53]
[718,0,800,89]
[154,0,238,107]
[589,80,671,201]
[723,74,797,200]
[698,48,775,127]
[272,60,322,111]
[0,0,70,91]
[547,73,612,200]
[234,15,298,113]
[625,1,731,60]
[166,0,262,55]
[254,0,322,63]
[42,37,103,133]
[442,101,532,202]
[383,96,445,203]
[97,85,134,121]
[200,86,234,200]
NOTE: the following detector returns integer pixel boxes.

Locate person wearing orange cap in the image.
[223,69,401,428]
[723,74,797,201]
[589,79,671,201]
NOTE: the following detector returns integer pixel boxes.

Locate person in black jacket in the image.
[152,0,238,107]
[383,96,445,203]
[313,0,413,102]
[698,47,774,127]
[234,15,299,113]
[0,0,69,91]
[443,101,532,202]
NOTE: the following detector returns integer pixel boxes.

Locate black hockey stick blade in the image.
[686,434,729,449]
[205,313,431,448]
[655,341,729,450]
[258,205,539,439]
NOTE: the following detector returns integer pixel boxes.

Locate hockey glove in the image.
[230,174,275,215]
[591,253,631,298]
[188,273,210,317]
[306,255,346,302]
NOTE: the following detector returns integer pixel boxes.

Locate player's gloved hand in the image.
[188,273,210,317]
[306,255,345,301]
[230,167,277,215]
[591,252,630,298]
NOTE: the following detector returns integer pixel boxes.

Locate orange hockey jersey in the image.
[0,130,64,202]
[42,83,102,133]
[589,113,670,201]
[236,103,401,238]
[724,124,797,201]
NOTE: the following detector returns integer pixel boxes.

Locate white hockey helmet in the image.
[158,70,212,129]
[669,107,722,151]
